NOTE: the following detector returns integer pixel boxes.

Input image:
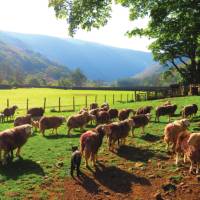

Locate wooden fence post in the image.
[113,94,115,105]
[7,99,9,108]
[26,98,29,112]
[134,91,137,101]
[85,96,88,108]
[95,95,97,103]
[73,96,75,111]
[104,95,107,102]
[43,97,46,111]
[58,97,61,112]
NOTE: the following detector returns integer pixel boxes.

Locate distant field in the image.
[0,88,145,113]
[0,89,199,199]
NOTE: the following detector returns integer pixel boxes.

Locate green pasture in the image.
[0,88,199,199]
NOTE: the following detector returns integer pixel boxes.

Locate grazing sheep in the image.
[67,112,91,136]
[118,109,135,121]
[164,119,190,152]
[108,108,119,121]
[182,104,198,118]
[131,114,151,136]
[100,103,109,111]
[136,106,153,115]
[90,103,98,110]
[107,119,134,151]
[96,111,110,124]
[39,116,66,136]
[0,124,32,164]
[155,104,177,122]
[14,114,32,127]
[80,124,111,167]
[175,131,200,174]
[27,107,44,118]
[0,113,5,123]
[3,105,18,121]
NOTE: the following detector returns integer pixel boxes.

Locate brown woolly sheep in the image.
[155,104,177,122]
[80,124,111,167]
[118,109,135,121]
[182,104,198,118]
[108,108,119,121]
[96,111,110,124]
[100,103,109,111]
[14,114,32,127]
[79,108,89,114]
[39,116,65,136]
[90,103,98,110]
[164,119,190,152]
[136,106,153,115]
[0,124,32,164]
[67,112,91,136]
[107,119,134,151]
[27,107,44,118]
[131,114,151,136]
[3,105,18,121]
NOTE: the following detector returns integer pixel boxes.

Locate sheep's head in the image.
[97,124,111,136]
[61,117,66,123]
[180,118,190,128]
[82,111,89,117]
[145,113,152,121]
[89,114,96,121]
[13,105,18,110]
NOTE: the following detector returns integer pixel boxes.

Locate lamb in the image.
[3,105,18,121]
[107,119,134,151]
[118,109,135,121]
[39,116,66,136]
[90,103,98,110]
[96,111,110,124]
[67,111,92,136]
[164,119,190,152]
[136,106,153,115]
[14,114,32,127]
[131,114,151,136]
[27,107,44,118]
[175,131,200,174]
[155,104,177,122]
[0,124,32,165]
[182,104,198,118]
[80,124,111,167]
[108,108,119,121]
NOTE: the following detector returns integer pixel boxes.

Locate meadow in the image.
[0,88,200,200]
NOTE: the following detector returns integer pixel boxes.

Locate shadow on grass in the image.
[45,133,82,139]
[191,116,200,122]
[116,145,168,162]
[93,163,151,194]
[140,133,161,142]
[0,159,45,180]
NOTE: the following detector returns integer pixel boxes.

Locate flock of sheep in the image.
[0,100,200,176]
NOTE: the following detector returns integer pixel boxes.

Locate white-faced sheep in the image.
[39,116,66,136]
[118,109,135,121]
[80,124,111,167]
[0,124,32,165]
[155,104,177,122]
[131,114,151,136]
[164,119,190,152]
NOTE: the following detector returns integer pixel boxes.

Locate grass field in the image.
[0,88,200,199]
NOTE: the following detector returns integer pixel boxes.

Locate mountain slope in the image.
[0,32,157,81]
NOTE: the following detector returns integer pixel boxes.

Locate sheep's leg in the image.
[189,161,193,174]
[2,151,8,165]
[183,154,187,163]
[175,153,179,165]
[67,128,71,136]
[196,163,199,174]
[85,151,90,167]
[56,128,58,135]
[142,126,145,134]
[91,153,96,166]
[16,148,21,157]
[132,128,135,137]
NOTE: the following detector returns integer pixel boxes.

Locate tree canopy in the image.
[49,0,200,84]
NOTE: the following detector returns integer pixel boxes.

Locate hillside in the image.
[0,37,70,84]
[0,32,157,81]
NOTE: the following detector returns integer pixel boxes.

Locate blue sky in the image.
[0,0,151,51]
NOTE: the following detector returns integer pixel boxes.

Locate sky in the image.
[0,0,151,52]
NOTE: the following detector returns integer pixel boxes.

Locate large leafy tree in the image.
[49,0,200,84]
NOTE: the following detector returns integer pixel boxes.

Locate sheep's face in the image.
[82,111,89,117]
[61,117,66,123]
[181,119,190,127]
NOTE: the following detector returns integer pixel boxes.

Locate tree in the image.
[70,68,87,87]
[49,0,200,84]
